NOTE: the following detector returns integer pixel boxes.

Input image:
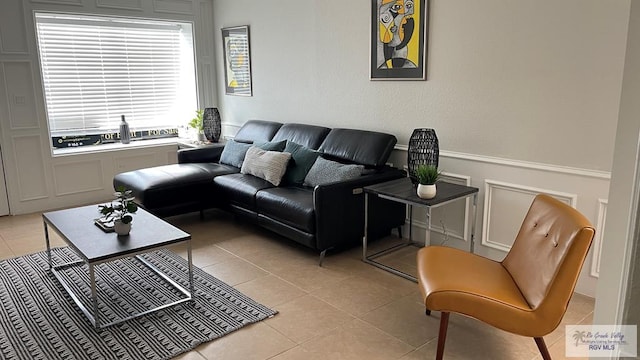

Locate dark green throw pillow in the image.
[253,140,287,152]
[283,141,320,185]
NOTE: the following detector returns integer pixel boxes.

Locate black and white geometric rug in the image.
[0,247,277,360]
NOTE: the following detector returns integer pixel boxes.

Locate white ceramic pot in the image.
[114,220,131,236]
[417,184,437,199]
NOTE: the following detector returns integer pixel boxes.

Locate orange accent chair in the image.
[416,194,595,360]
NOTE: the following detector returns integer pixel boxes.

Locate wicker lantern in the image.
[203,107,222,143]
[407,128,439,185]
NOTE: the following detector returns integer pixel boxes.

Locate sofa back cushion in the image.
[318,128,397,167]
[271,123,331,150]
[234,120,282,144]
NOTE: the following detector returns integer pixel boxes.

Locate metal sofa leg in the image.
[397,226,403,239]
[318,248,333,267]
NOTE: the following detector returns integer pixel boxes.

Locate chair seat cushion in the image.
[417,246,546,336]
[256,187,315,233]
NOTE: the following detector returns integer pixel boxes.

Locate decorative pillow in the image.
[219,139,253,168]
[253,140,287,152]
[303,157,364,187]
[282,141,320,185]
[241,146,292,186]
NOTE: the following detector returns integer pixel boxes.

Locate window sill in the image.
[52,138,183,157]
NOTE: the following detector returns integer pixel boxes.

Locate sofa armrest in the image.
[312,167,406,251]
[178,143,225,163]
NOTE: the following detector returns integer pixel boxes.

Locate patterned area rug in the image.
[0,247,277,360]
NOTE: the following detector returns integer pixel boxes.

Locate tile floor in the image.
[0,210,593,360]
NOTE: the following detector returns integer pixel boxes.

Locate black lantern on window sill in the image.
[407,128,439,185]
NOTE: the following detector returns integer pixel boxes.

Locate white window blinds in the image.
[35,13,197,138]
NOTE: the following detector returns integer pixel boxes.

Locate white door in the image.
[0,146,10,216]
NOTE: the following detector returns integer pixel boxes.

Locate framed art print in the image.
[370,0,428,80]
[222,26,252,96]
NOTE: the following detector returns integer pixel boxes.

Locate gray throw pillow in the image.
[283,141,320,185]
[241,146,292,186]
[219,139,253,168]
[303,157,364,187]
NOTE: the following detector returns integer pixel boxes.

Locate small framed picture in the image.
[370,0,428,80]
[221,26,252,96]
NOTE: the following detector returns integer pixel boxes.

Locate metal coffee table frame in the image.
[43,206,194,329]
[363,178,479,283]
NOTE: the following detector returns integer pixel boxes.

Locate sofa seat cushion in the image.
[214,173,274,210]
[114,163,239,209]
[256,187,315,233]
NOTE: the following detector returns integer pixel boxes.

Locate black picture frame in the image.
[222,26,252,96]
[370,0,428,80]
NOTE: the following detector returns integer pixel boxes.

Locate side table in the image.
[362,177,479,282]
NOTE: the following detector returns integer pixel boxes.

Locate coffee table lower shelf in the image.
[49,250,194,330]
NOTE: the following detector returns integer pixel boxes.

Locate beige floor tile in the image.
[328,256,417,296]
[0,237,14,260]
[272,319,413,360]
[311,274,400,316]
[172,350,207,360]
[188,243,237,268]
[196,322,295,360]
[361,293,439,347]
[200,256,268,286]
[265,294,355,344]
[234,274,307,308]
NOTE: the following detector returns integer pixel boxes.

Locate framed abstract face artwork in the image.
[370,0,428,80]
[222,26,252,96]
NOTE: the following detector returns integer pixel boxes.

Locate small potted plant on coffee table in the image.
[98,186,138,236]
[415,164,441,199]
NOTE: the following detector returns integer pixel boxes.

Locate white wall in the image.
[213,0,631,297]
[0,0,217,215]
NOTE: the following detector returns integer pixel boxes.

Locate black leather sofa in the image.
[114,120,406,262]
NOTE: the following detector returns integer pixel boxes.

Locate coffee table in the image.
[43,204,193,329]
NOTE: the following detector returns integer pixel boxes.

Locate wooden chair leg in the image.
[436,312,450,360]
[534,337,551,360]
[425,309,431,316]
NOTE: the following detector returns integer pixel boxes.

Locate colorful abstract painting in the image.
[370,0,428,80]
[222,26,252,96]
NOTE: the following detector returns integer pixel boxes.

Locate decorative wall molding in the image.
[30,0,83,5]
[428,171,472,243]
[481,179,578,252]
[1,61,39,129]
[395,145,611,180]
[113,153,158,173]
[53,160,104,196]
[591,198,608,278]
[0,0,29,54]
[12,135,48,201]
[96,0,143,11]
[153,0,193,15]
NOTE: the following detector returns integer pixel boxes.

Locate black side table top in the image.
[364,177,479,206]
[43,205,190,263]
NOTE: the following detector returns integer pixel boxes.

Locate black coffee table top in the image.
[364,177,478,206]
[43,204,190,263]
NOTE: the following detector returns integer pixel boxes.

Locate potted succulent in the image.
[98,186,138,236]
[188,109,205,141]
[415,164,442,199]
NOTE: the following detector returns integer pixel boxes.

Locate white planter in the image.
[417,184,437,199]
[114,220,131,236]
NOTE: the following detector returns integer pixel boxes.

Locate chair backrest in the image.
[502,194,595,310]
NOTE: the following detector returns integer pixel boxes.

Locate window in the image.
[35,13,197,149]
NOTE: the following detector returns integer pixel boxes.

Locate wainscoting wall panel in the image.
[591,199,608,278]
[153,0,193,14]
[2,61,39,129]
[53,160,104,196]
[12,135,48,201]
[96,0,143,11]
[30,0,83,5]
[113,153,159,173]
[0,0,29,54]
[482,180,577,253]
[386,146,610,297]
